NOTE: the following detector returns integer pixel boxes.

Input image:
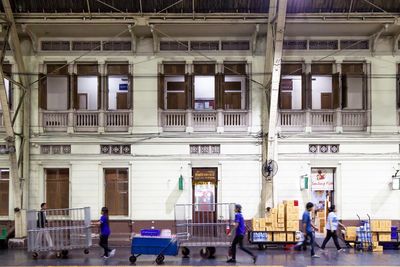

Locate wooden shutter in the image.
[107,64,129,75]
[223,63,246,75]
[363,74,368,110]
[397,74,400,109]
[185,74,193,109]
[224,81,241,109]
[128,74,133,109]
[332,73,340,109]
[72,74,78,109]
[47,64,68,75]
[0,171,9,216]
[38,73,47,110]
[281,63,302,75]
[105,168,128,216]
[301,73,307,109]
[311,63,332,75]
[194,64,215,75]
[46,169,69,209]
[342,63,363,75]
[77,64,98,75]
[245,75,250,110]
[341,74,348,108]
[164,64,185,75]
[215,73,224,109]
[97,76,101,110]
[158,73,165,109]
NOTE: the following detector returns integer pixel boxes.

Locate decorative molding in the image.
[101,144,131,155]
[309,144,339,154]
[190,144,220,155]
[41,145,71,154]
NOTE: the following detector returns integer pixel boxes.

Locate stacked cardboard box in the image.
[371,220,392,232]
[372,241,383,252]
[345,226,357,241]
[284,200,299,231]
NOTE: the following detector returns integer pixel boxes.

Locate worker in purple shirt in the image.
[98,207,116,259]
[227,204,257,264]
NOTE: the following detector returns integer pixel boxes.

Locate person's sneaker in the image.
[311,254,320,258]
[110,249,116,257]
[227,258,236,263]
[253,255,258,264]
[103,255,110,259]
[337,249,345,253]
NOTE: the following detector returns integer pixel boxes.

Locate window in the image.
[341,63,365,109]
[107,64,131,110]
[311,64,335,110]
[194,64,215,110]
[166,76,185,109]
[46,168,69,209]
[46,64,69,111]
[104,168,128,216]
[340,40,369,50]
[72,41,101,51]
[0,64,12,110]
[283,40,307,50]
[0,169,9,216]
[102,41,132,51]
[309,40,338,50]
[190,41,219,51]
[76,64,99,110]
[41,41,71,51]
[221,41,250,51]
[279,64,303,110]
[160,41,188,51]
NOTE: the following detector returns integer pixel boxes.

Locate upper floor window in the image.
[341,63,365,110]
[43,63,69,111]
[159,62,248,111]
[311,63,335,110]
[0,64,12,110]
[76,64,99,110]
[107,64,132,110]
[0,169,9,216]
[279,63,303,110]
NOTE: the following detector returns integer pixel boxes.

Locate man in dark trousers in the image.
[227,204,257,264]
[35,203,53,249]
[296,202,320,258]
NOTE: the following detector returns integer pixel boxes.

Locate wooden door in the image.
[78,93,88,110]
[116,92,128,109]
[321,93,333,109]
[46,169,69,209]
[105,168,129,216]
[280,92,292,109]
[0,170,9,216]
[192,168,217,238]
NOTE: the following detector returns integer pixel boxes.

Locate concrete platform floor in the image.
[0,246,399,266]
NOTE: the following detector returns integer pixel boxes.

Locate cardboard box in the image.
[287,233,294,242]
[380,220,391,231]
[372,233,378,242]
[379,233,391,242]
[371,220,380,231]
[373,245,383,252]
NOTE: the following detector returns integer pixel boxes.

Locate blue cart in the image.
[129,235,179,264]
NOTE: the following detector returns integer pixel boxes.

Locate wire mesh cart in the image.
[175,203,235,258]
[27,207,92,258]
[129,235,179,265]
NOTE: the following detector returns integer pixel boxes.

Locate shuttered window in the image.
[342,63,365,109]
[223,63,247,110]
[46,169,69,209]
[280,64,303,110]
[221,41,250,51]
[107,64,132,110]
[0,169,9,216]
[46,63,69,111]
[283,40,307,50]
[311,63,334,110]
[104,168,129,216]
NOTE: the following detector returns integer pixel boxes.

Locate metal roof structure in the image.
[0,0,399,14]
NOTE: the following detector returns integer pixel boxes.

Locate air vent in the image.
[190,41,219,51]
[341,40,369,50]
[309,40,338,50]
[102,41,132,51]
[221,41,250,51]
[283,40,307,50]
[72,41,101,51]
[41,41,70,51]
[160,41,188,51]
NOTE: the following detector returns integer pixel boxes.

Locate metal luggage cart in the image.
[175,203,235,258]
[129,235,179,265]
[27,207,92,258]
[355,214,373,252]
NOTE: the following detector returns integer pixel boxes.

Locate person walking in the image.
[227,204,257,264]
[35,203,54,249]
[296,202,320,258]
[320,205,346,252]
[98,207,116,259]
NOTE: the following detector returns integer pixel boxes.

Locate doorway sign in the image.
[311,169,334,191]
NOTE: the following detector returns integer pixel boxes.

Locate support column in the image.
[261,0,288,213]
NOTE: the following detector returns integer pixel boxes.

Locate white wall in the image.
[346,77,363,109]
[47,76,68,110]
[281,75,302,110]
[77,76,98,110]
[108,76,128,110]
[312,76,332,109]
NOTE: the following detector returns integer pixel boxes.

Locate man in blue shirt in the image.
[298,202,320,258]
[227,204,257,263]
[98,207,116,259]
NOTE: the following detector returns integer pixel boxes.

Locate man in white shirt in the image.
[320,205,346,252]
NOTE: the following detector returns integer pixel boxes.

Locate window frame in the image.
[103,168,129,217]
[45,168,70,210]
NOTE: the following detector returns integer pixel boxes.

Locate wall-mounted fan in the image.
[262,159,278,179]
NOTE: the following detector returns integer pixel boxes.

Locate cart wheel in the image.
[258,244,267,250]
[181,247,190,257]
[200,247,211,259]
[61,250,69,257]
[84,249,89,254]
[32,252,38,259]
[156,254,164,265]
[207,247,216,257]
[129,255,137,263]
